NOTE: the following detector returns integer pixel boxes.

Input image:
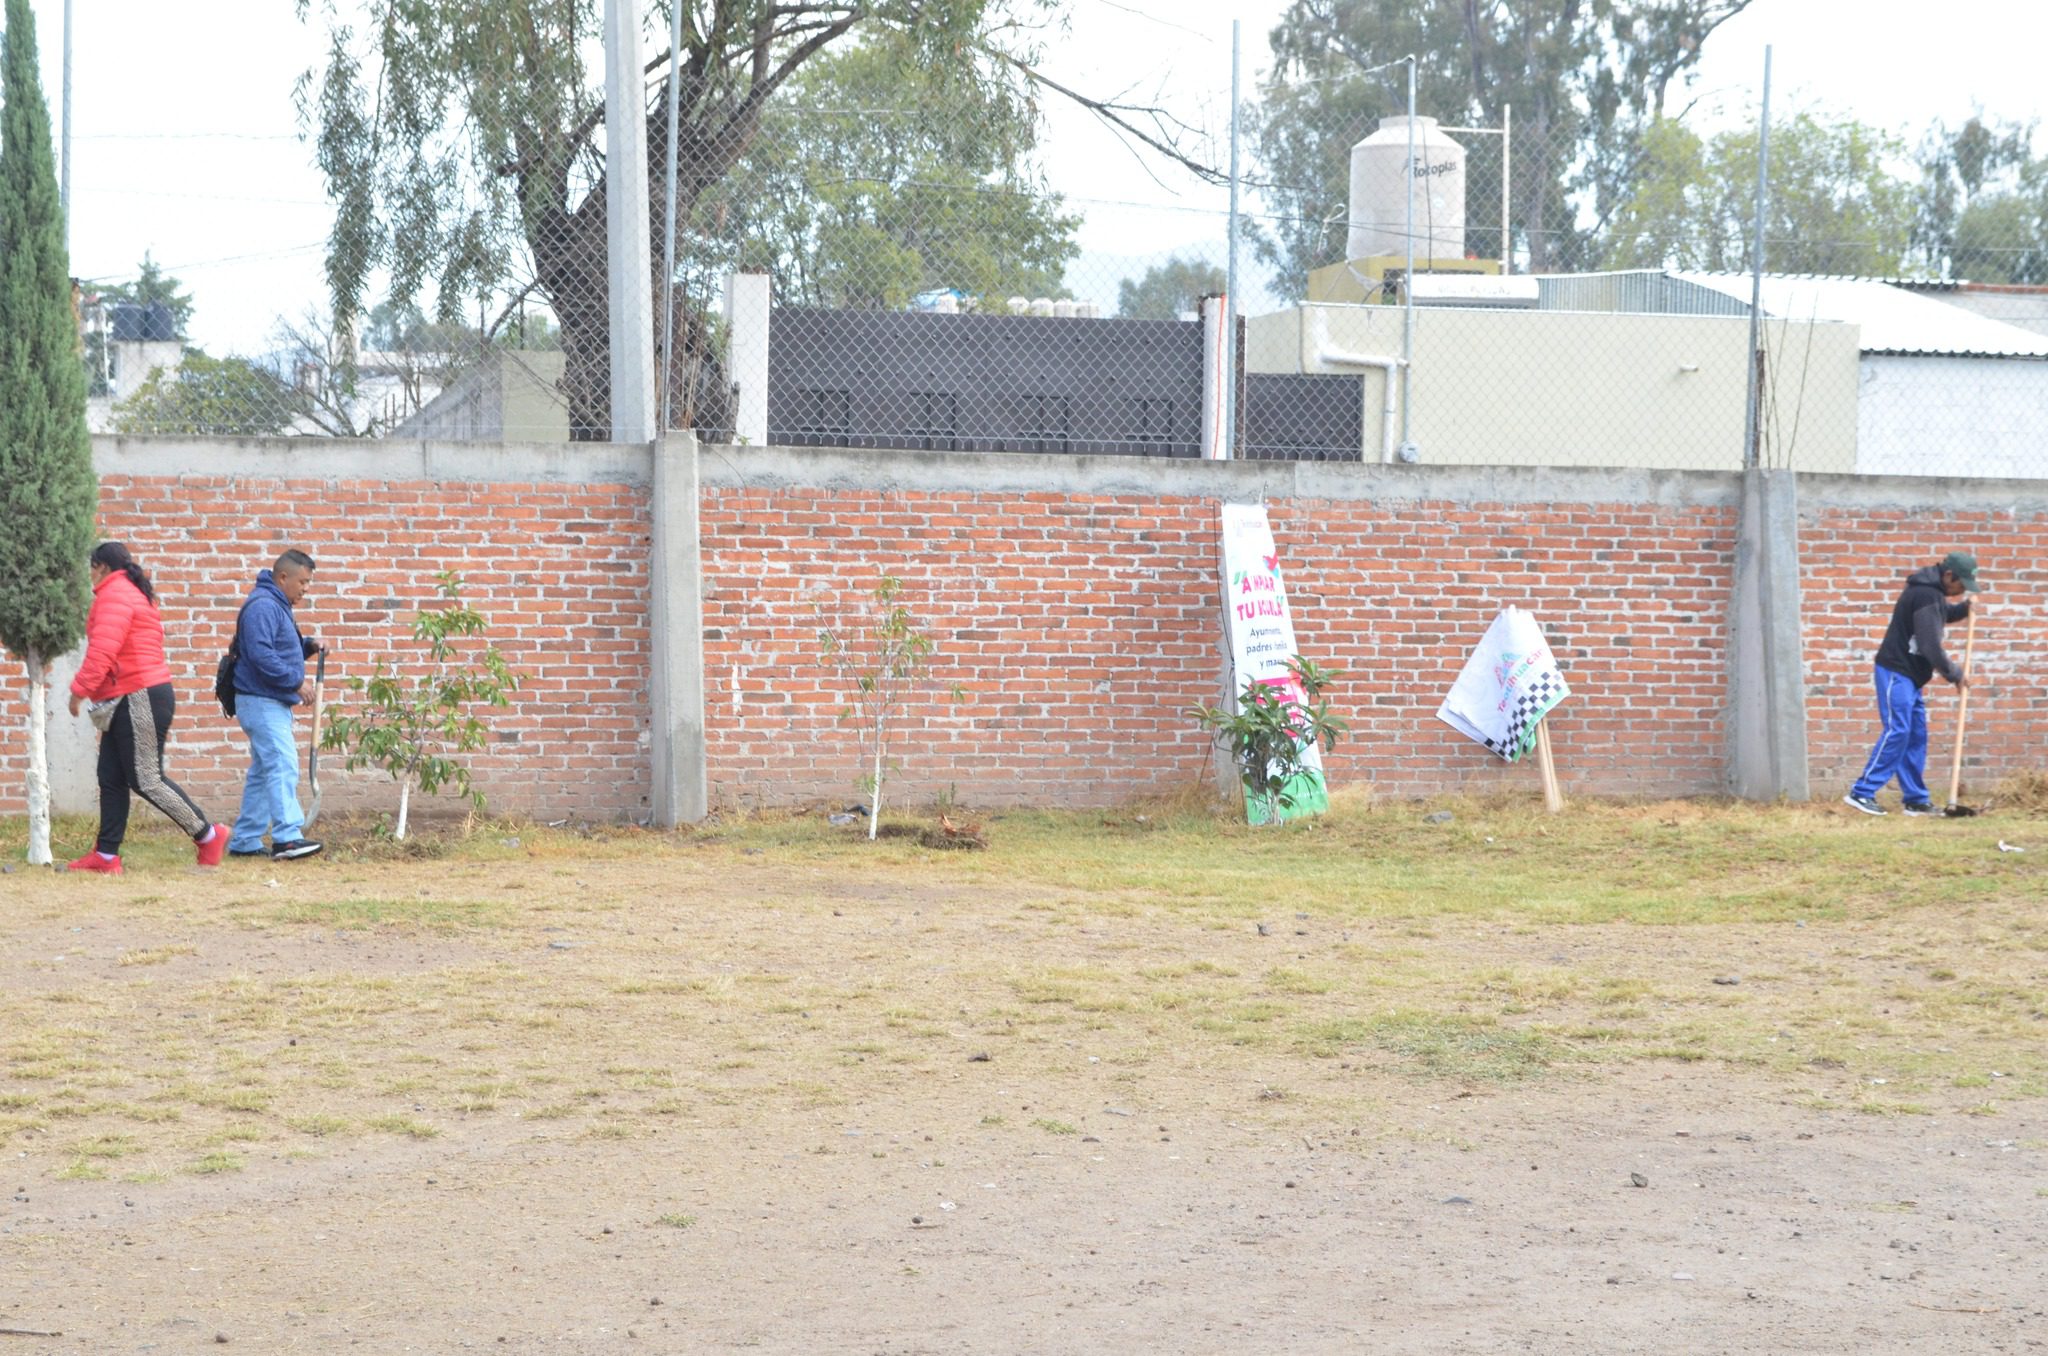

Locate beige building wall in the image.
[1245,304,1861,472]
[396,350,570,442]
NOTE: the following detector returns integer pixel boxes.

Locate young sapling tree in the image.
[817,575,961,840]
[1192,655,1347,825]
[322,573,517,840]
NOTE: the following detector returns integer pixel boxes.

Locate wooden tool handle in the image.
[1535,717,1564,814]
[309,651,327,773]
[1946,606,1976,807]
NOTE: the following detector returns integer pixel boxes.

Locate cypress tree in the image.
[0,0,98,865]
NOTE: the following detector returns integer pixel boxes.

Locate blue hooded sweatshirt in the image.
[232,570,312,704]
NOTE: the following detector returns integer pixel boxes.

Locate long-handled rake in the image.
[302,650,328,831]
[1944,609,1979,818]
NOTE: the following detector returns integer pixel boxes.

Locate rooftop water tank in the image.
[1347,115,1466,261]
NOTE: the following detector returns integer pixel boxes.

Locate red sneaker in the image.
[67,852,123,876]
[195,824,229,868]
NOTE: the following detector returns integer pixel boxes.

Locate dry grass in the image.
[1,795,2043,1185]
[1995,769,2048,812]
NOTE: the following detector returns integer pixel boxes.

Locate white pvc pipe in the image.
[1317,347,1401,465]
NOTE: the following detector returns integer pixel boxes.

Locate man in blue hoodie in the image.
[227,550,325,860]
[1844,551,1979,817]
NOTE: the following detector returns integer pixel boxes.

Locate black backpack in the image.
[214,601,253,719]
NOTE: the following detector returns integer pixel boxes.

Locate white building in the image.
[1673,274,2048,479]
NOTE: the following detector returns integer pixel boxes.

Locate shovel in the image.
[1944,609,1979,818]
[303,649,328,830]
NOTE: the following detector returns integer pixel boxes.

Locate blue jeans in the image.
[230,695,304,849]
[1851,666,1930,804]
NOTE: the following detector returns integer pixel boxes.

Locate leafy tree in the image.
[705,33,1078,310]
[112,349,307,437]
[1192,655,1347,827]
[1950,184,2048,285]
[0,0,99,866]
[295,0,1104,440]
[1117,255,1226,319]
[322,573,517,841]
[1250,0,1754,294]
[1914,116,2048,283]
[98,251,194,335]
[1603,112,1915,276]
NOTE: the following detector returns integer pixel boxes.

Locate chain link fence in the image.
[77,9,2048,477]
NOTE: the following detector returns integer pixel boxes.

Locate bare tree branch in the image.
[987,49,1226,186]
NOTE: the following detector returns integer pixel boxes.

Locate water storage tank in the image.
[1347,116,1466,261]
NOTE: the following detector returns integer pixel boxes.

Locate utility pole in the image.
[1223,19,1240,460]
[659,0,682,433]
[60,0,71,252]
[1399,54,1416,461]
[1742,46,1773,470]
[604,0,655,443]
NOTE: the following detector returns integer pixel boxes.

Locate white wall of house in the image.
[1247,304,1863,472]
[109,339,183,401]
[1856,356,2048,478]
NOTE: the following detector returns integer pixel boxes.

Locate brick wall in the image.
[700,484,1737,806]
[5,441,2043,822]
[1801,496,2048,795]
[0,441,653,823]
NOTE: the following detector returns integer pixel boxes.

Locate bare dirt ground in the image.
[3,807,2045,1354]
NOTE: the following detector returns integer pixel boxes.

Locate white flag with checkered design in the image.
[1436,607,1570,763]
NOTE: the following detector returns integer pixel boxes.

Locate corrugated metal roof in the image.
[1537,270,1753,317]
[1674,273,2048,358]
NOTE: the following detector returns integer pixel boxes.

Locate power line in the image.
[73,185,331,207]
[72,131,300,142]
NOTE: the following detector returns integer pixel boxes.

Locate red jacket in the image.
[70,572,173,702]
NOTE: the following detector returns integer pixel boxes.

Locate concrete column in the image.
[724,271,771,446]
[1727,466,1810,800]
[1199,294,1227,459]
[650,432,708,824]
[604,0,657,443]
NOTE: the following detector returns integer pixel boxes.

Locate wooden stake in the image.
[1535,717,1564,814]
[1945,607,1977,810]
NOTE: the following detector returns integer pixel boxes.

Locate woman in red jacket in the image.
[65,542,226,874]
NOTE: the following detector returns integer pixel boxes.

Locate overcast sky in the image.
[22,0,2048,353]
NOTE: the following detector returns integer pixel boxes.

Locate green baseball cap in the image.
[1941,551,1981,592]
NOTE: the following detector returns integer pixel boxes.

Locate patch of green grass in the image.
[1031,1118,1078,1135]
[57,1158,108,1181]
[1264,968,1331,995]
[654,1213,696,1229]
[289,1115,351,1137]
[187,1152,244,1175]
[119,945,197,967]
[272,897,508,929]
[365,1115,440,1139]
[1301,1012,1567,1082]
[72,1134,140,1159]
